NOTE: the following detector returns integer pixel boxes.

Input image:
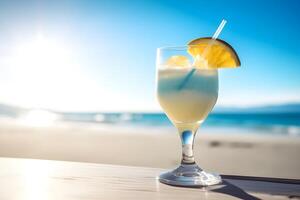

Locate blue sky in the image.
[0,0,299,112]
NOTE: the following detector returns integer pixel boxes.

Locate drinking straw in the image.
[212,19,227,39]
[178,19,227,90]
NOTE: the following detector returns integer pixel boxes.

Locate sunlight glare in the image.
[20,109,59,127]
[22,160,52,200]
[4,33,100,111]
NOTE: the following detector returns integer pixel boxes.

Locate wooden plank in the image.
[0,157,299,200]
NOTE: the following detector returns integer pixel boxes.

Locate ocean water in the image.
[60,112,300,136]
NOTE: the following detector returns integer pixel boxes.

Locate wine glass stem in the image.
[180,130,196,164]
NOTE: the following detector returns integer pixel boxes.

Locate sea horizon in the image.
[1,102,300,137]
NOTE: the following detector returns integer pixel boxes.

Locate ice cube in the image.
[193,55,209,69]
[165,55,191,68]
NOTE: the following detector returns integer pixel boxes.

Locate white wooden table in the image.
[0,157,299,200]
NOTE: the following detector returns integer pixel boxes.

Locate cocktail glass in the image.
[156,46,222,187]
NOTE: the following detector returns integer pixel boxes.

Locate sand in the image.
[0,118,300,179]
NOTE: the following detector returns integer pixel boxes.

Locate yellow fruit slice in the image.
[188,37,240,69]
[165,55,191,68]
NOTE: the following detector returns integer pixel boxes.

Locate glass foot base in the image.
[159,164,222,187]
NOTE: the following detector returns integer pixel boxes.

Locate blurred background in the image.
[0,0,299,179]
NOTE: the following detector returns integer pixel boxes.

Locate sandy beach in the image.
[0,118,299,179]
